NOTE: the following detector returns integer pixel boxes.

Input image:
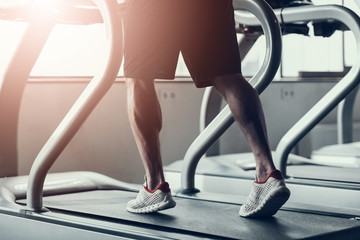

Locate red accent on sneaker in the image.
[158,182,171,193]
[144,182,171,193]
[255,170,284,184]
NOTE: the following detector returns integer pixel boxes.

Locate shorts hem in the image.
[193,71,242,88]
[124,72,176,80]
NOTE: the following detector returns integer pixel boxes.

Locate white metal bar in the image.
[180,0,282,192]
[0,9,56,177]
[26,0,124,211]
[274,5,360,176]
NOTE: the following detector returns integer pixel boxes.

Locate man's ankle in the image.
[256,168,276,182]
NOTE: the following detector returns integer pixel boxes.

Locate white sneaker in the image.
[127,182,176,213]
[239,170,290,218]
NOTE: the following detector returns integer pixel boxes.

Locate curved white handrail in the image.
[273,5,360,176]
[180,0,282,193]
[0,3,58,177]
[26,0,123,211]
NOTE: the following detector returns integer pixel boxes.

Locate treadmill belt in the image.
[35,190,360,240]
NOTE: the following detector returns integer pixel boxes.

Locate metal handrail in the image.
[26,0,123,212]
[0,3,59,178]
[180,0,282,193]
[0,1,120,178]
[274,5,360,176]
[337,86,358,144]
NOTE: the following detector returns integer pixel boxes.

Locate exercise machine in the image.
[165,0,360,217]
[0,0,359,239]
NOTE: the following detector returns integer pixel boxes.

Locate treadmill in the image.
[0,0,360,239]
[310,0,360,168]
[165,0,360,215]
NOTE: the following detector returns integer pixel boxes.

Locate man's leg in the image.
[213,73,274,182]
[126,78,164,190]
[212,73,290,217]
[125,78,176,213]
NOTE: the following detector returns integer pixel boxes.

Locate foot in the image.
[127,182,176,213]
[239,170,290,218]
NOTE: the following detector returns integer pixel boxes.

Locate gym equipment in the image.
[0,0,359,239]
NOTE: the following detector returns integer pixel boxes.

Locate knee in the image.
[213,73,254,96]
[125,78,158,101]
[125,78,153,91]
[214,73,245,87]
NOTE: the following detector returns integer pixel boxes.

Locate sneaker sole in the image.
[240,186,290,218]
[127,196,176,214]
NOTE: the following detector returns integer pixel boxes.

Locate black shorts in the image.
[123,0,241,88]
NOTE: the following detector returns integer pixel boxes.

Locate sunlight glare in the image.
[32,0,57,11]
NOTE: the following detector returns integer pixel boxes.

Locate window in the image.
[0,1,358,79]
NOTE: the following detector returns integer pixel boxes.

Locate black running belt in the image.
[27,190,360,240]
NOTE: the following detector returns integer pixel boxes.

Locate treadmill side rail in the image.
[180,0,282,193]
[25,0,124,212]
[274,5,360,176]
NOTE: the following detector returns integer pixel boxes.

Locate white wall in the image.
[16,79,357,183]
[18,80,204,183]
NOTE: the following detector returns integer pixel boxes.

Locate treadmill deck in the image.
[18,190,360,240]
